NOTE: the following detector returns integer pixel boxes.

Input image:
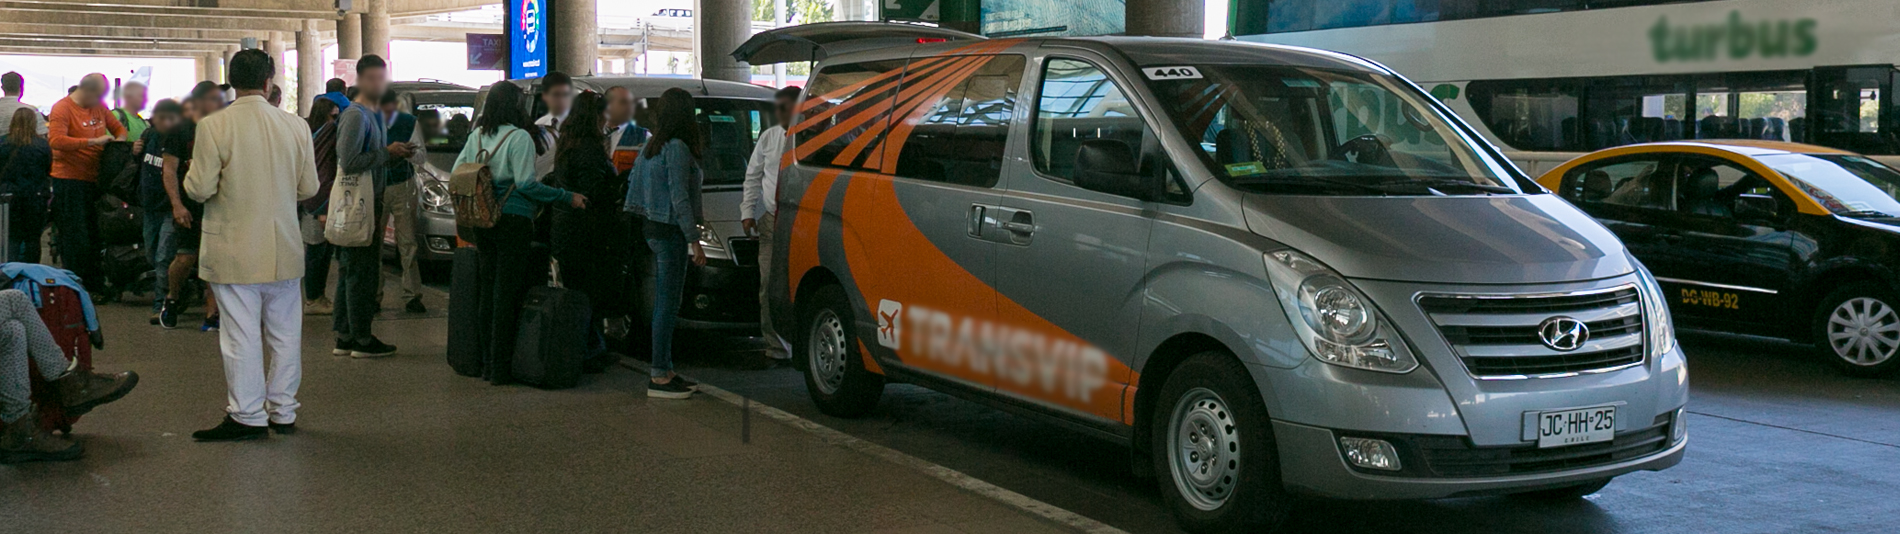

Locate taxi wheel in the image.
[1151,351,1289,533]
[1813,283,1900,377]
[1513,478,1611,501]
[797,285,884,418]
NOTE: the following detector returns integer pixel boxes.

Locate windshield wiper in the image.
[1232,176,1391,195]
[1839,209,1896,218]
[1398,179,1517,195]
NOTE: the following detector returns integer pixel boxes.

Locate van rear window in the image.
[795,60,908,171]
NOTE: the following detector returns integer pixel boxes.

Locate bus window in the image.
[1737,91,1806,143]
[1812,66,1894,154]
[1583,81,1687,148]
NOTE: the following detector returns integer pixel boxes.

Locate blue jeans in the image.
[643,222,688,378]
[141,210,175,313]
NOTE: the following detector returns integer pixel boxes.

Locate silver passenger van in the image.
[755,26,1687,532]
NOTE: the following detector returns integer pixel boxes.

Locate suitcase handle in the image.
[547,258,565,289]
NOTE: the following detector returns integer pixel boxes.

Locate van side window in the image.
[890,55,1026,188]
[1032,58,1153,181]
[796,59,908,171]
[1562,158,1675,210]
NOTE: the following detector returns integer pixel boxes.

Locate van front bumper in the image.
[1274,417,1686,500]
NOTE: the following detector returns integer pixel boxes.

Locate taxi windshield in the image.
[1145,64,1517,196]
[1760,154,1900,217]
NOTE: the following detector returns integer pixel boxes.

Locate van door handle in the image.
[968,205,986,237]
[1001,220,1035,234]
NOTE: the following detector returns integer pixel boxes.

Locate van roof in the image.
[824,35,1388,75]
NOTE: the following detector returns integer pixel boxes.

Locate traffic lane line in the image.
[621,360,1130,534]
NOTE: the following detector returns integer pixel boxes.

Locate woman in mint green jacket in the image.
[453,82,585,384]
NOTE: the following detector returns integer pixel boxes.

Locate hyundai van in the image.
[752,29,1688,533]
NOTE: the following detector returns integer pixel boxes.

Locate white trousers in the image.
[210,278,304,426]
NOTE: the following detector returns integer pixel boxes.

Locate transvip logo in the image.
[877,299,903,349]
[875,298,1109,403]
[520,0,541,53]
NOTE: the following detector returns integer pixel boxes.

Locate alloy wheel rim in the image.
[808,309,848,394]
[1167,387,1240,511]
[1827,297,1900,367]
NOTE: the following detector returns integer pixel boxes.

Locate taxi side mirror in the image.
[1073,139,1156,201]
[1735,194,1779,221]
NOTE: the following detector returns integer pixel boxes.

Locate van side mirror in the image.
[1073,139,1155,201]
[1734,194,1779,221]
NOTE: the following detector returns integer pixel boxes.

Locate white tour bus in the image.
[1235,0,1900,174]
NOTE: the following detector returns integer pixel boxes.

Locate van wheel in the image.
[1151,351,1289,533]
[798,285,883,417]
[1514,478,1611,501]
[1814,283,1900,377]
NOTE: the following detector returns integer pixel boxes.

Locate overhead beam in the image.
[390,0,495,17]
[0,46,205,58]
[0,0,336,19]
[0,9,331,32]
[0,37,229,52]
[0,23,260,44]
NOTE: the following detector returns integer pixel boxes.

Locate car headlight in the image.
[1264,250,1418,373]
[420,176,454,215]
[1632,259,1677,357]
[698,224,724,251]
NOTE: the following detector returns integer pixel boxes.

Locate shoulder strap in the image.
[481,129,523,165]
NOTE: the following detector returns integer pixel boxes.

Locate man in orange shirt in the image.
[45,73,125,298]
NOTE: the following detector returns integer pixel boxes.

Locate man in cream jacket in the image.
[181,49,321,442]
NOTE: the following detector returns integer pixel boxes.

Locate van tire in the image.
[1151,351,1289,533]
[1812,283,1900,377]
[1514,478,1611,501]
[798,284,884,418]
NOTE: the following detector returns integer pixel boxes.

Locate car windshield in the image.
[410,92,477,153]
[1145,65,1517,196]
[683,97,778,186]
[1760,154,1900,217]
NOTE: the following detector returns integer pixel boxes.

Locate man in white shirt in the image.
[604,86,645,175]
[182,49,321,442]
[531,71,574,181]
[741,86,801,361]
[0,72,46,135]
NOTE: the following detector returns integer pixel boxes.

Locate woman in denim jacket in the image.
[624,88,705,399]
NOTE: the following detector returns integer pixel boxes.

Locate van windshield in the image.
[1145,65,1518,195]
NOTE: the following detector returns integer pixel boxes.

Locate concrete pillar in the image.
[554,0,599,75]
[1125,0,1202,38]
[195,56,209,83]
[222,45,240,83]
[772,0,785,86]
[339,12,363,60]
[297,20,321,114]
[205,52,226,85]
[694,0,750,83]
[365,0,391,60]
[265,31,289,81]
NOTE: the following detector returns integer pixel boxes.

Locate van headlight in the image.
[1265,250,1418,373]
[698,225,725,252]
[420,176,454,215]
[1632,260,1677,357]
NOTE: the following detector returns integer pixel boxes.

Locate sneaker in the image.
[404,297,427,314]
[332,338,358,356]
[200,316,220,332]
[191,416,268,442]
[351,338,398,358]
[268,421,297,435]
[54,370,140,417]
[674,375,699,391]
[647,378,695,399]
[0,405,84,464]
[158,299,183,329]
[304,297,334,316]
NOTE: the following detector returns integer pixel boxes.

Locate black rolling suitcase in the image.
[511,261,591,389]
[446,246,487,377]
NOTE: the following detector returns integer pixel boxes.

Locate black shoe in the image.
[404,297,427,314]
[269,421,297,435]
[351,338,397,358]
[332,338,358,356]
[674,375,699,391]
[647,378,694,399]
[200,315,220,332]
[158,299,183,329]
[192,416,267,442]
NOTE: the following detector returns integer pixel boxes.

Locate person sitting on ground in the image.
[157,82,225,331]
[0,288,139,464]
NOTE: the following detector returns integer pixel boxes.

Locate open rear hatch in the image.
[730,22,985,64]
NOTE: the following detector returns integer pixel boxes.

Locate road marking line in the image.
[623,361,1129,534]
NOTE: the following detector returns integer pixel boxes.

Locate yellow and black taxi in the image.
[1539,140,1900,376]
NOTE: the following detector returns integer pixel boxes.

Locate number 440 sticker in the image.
[1143,66,1202,80]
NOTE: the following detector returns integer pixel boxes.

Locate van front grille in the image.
[1417,286,1646,379]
